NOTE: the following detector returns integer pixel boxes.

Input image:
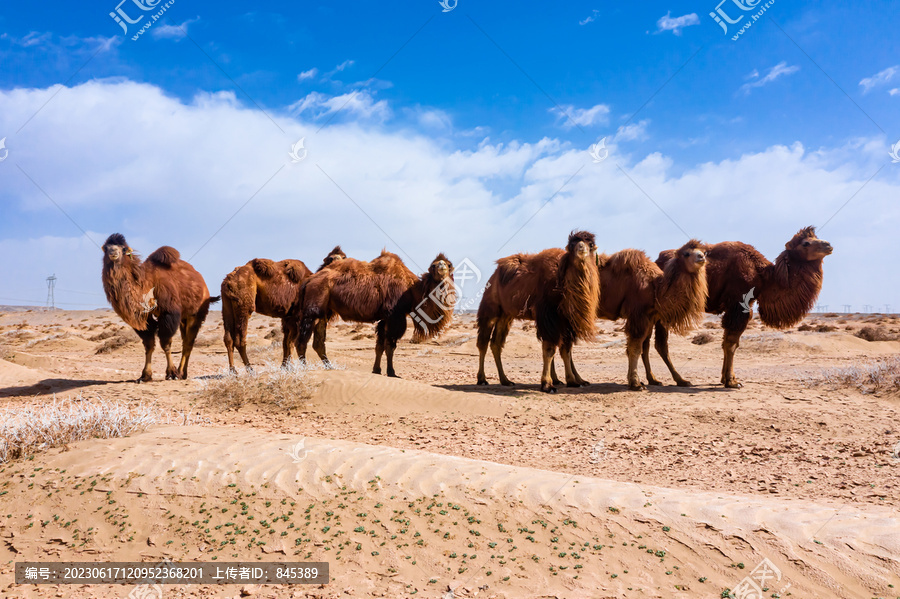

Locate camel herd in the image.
[100,227,832,391]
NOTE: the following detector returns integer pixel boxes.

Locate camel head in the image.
[324,245,347,266]
[566,230,598,264]
[784,226,833,262]
[674,239,708,273]
[103,233,134,265]
[428,253,454,285]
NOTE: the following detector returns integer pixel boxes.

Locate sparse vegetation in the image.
[691,332,715,345]
[94,330,137,354]
[196,363,317,411]
[0,395,202,463]
[854,325,898,342]
[818,356,900,394]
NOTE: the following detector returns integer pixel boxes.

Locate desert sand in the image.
[0,308,898,598]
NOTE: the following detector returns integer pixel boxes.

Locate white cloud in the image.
[297,68,318,81]
[579,10,600,25]
[740,61,800,94]
[859,65,898,94]
[0,81,897,310]
[890,88,899,97]
[332,60,354,73]
[288,89,391,121]
[615,119,650,142]
[549,103,610,129]
[656,12,700,35]
[151,17,200,40]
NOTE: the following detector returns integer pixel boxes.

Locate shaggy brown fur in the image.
[220,247,347,371]
[101,233,219,382]
[653,226,832,388]
[476,231,600,393]
[293,251,454,377]
[593,240,708,390]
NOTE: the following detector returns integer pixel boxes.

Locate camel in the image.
[476,231,600,393]
[293,250,454,377]
[652,226,832,388]
[221,246,346,371]
[591,240,708,390]
[101,233,219,382]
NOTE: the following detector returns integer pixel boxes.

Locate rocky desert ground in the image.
[0,308,898,598]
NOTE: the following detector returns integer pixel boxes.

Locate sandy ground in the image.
[0,308,898,598]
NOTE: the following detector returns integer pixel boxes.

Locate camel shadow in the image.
[0,378,118,398]
[437,381,727,396]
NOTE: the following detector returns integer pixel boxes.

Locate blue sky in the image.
[0,1,898,311]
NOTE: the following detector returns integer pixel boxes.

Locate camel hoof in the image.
[628,383,647,391]
[579,380,591,387]
[372,368,382,375]
[676,380,693,387]
[647,380,663,387]
[387,373,400,379]
[566,381,581,388]
[541,384,557,394]
[724,380,743,389]
[476,379,488,386]
[500,380,516,387]
[135,377,151,384]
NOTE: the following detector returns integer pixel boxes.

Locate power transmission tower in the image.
[46,274,56,309]
[886,304,892,314]
[842,304,852,313]
[863,304,872,313]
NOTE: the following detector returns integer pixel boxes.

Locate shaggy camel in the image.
[221,246,346,371]
[293,251,454,377]
[653,226,832,388]
[101,233,219,382]
[476,231,600,393]
[592,240,708,390]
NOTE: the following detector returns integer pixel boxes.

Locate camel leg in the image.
[373,320,386,375]
[566,349,590,386]
[559,343,581,388]
[135,320,157,383]
[384,316,407,378]
[295,316,315,365]
[641,334,662,386]
[491,316,515,386]
[280,318,296,368]
[624,317,651,391]
[312,319,330,368]
[222,298,238,373]
[158,311,181,380]
[721,309,750,388]
[653,322,692,387]
[476,315,495,385]
[550,357,562,385]
[179,297,210,380]
[539,341,557,394]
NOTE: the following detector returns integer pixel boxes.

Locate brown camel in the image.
[221,246,347,371]
[476,231,600,393]
[101,233,219,382]
[293,251,454,377]
[592,240,708,390]
[653,226,832,388]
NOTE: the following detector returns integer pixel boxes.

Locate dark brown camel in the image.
[653,227,832,388]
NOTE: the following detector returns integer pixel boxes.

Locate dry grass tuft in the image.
[196,363,317,411]
[854,326,898,342]
[691,332,715,345]
[819,357,900,394]
[0,395,203,463]
[95,330,138,354]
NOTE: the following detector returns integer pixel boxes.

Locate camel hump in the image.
[655,249,676,270]
[147,246,180,267]
[251,258,277,277]
[495,255,523,286]
[283,260,311,284]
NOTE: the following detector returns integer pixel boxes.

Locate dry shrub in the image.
[196,363,315,411]
[819,357,900,394]
[691,332,715,345]
[703,321,719,329]
[89,328,120,341]
[797,323,813,331]
[0,395,203,463]
[816,324,837,333]
[264,328,282,341]
[855,326,898,342]
[95,330,137,354]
